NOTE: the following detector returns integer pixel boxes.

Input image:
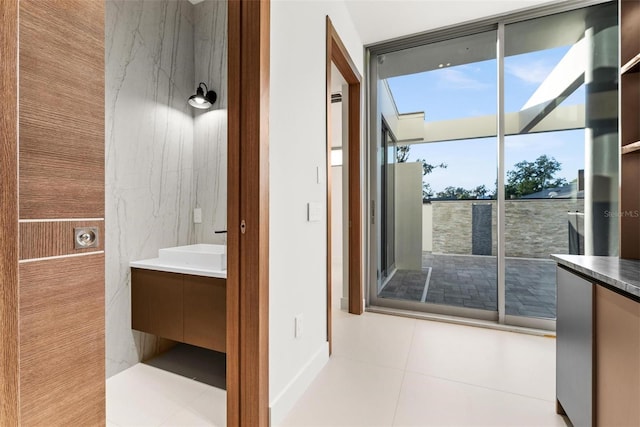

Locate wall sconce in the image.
[188,82,217,109]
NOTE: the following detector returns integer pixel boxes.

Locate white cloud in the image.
[506,60,554,85]
[438,68,490,90]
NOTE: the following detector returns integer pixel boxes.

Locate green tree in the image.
[471,185,489,199]
[436,186,472,199]
[505,155,567,198]
[396,145,410,163]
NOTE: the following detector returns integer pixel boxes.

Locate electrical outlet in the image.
[294,314,303,338]
[193,208,202,224]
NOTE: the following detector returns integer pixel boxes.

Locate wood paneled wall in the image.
[19,220,105,260]
[19,0,104,219]
[0,0,20,423]
[1,1,106,425]
[19,255,105,426]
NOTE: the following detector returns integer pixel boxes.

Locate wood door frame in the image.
[0,0,19,423]
[0,1,270,424]
[228,0,270,426]
[326,17,364,353]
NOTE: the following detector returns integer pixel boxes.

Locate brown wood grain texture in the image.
[131,269,184,342]
[19,0,104,219]
[621,1,640,259]
[327,18,364,316]
[184,276,227,352]
[347,80,363,315]
[0,0,20,423]
[621,152,640,259]
[621,74,639,146]
[621,0,640,66]
[131,270,226,352]
[19,254,105,426]
[595,285,640,426]
[20,220,105,260]
[238,1,270,426]
[227,0,242,425]
[325,18,334,355]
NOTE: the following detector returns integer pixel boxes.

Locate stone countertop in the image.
[551,255,640,300]
[130,258,227,279]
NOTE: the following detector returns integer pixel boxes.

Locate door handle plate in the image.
[74,227,99,249]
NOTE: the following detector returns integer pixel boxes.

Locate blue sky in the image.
[386,45,585,194]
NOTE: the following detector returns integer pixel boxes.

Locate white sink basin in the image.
[158,244,226,271]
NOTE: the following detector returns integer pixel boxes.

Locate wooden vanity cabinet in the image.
[131,269,184,342]
[131,268,226,353]
[556,265,640,426]
[184,276,226,352]
[595,285,640,426]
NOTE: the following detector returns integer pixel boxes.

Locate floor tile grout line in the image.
[391,319,418,427]
[328,353,407,374]
[402,368,556,404]
[390,367,408,427]
[331,316,419,372]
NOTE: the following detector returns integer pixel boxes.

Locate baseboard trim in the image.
[269,342,329,426]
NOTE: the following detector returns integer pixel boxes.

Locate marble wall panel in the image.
[193,0,228,244]
[105,0,227,378]
[105,0,195,377]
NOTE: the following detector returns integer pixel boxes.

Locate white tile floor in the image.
[280,309,566,427]
[107,292,565,426]
[106,363,226,426]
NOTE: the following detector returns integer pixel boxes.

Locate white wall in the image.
[269,0,362,423]
[394,162,423,270]
[331,166,343,266]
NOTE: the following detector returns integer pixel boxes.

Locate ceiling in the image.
[344,0,566,45]
[377,4,592,79]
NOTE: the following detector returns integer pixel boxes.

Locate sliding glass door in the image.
[381,120,396,282]
[368,1,619,329]
[502,3,619,328]
[372,29,499,320]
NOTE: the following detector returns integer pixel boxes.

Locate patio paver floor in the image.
[379,253,557,319]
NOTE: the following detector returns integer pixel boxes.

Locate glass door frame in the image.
[365,0,615,331]
[380,118,397,282]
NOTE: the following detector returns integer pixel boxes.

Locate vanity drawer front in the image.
[131,269,184,342]
[184,276,226,353]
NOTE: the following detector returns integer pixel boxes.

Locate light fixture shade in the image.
[188,83,217,109]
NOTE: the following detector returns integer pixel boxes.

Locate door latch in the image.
[371,200,376,224]
[240,220,246,234]
[74,227,99,249]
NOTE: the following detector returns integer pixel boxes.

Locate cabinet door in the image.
[131,269,183,342]
[556,266,593,426]
[184,276,226,352]
[596,285,640,426]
